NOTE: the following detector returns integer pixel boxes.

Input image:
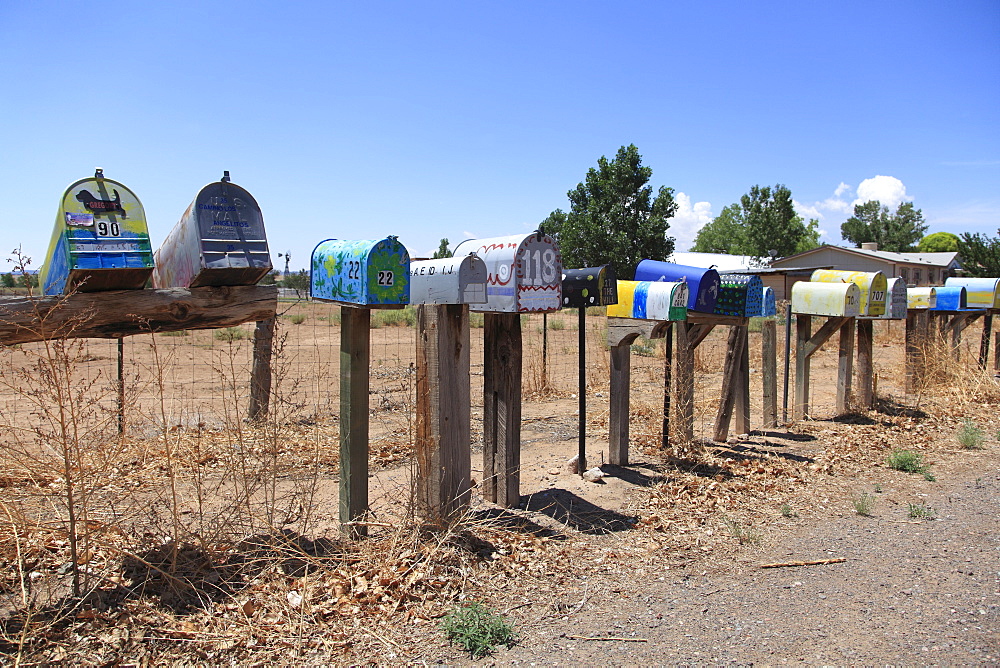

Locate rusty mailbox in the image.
[791,281,861,317]
[310,236,410,306]
[561,265,617,308]
[944,277,1000,309]
[152,173,271,288]
[408,254,488,305]
[607,280,689,321]
[452,232,562,312]
[810,269,887,317]
[39,169,154,295]
[633,260,720,314]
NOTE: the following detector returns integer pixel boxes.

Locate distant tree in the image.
[15,273,37,288]
[691,204,744,253]
[539,208,567,240]
[793,216,822,255]
[259,270,279,285]
[917,231,959,253]
[957,230,1000,277]
[432,238,453,259]
[841,201,928,252]
[283,269,310,298]
[557,144,676,278]
[0,273,14,288]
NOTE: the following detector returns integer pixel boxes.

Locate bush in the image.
[441,601,516,658]
[853,492,876,516]
[957,418,986,450]
[214,327,248,342]
[887,449,935,480]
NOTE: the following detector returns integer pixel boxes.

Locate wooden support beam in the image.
[803,316,850,359]
[688,323,715,350]
[856,319,874,410]
[0,285,278,344]
[248,317,276,421]
[762,319,777,428]
[608,340,632,465]
[483,312,522,508]
[713,325,745,442]
[736,325,750,435]
[672,321,695,442]
[836,318,856,414]
[415,304,472,524]
[979,312,993,370]
[794,314,811,420]
[340,306,371,538]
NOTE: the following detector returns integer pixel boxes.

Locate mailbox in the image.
[152,174,271,288]
[452,231,562,313]
[884,277,908,319]
[810,269,887,317]
[409,254,487,305]
[759,286,777,317]
[714,273,763,317]
[907,287,937,310]
[310,236,410,306]
[944,277,1000,309]
[562,265,617,308]
[931,286,968,311]
[791,281,861,317]
[607,280,689,321]
[39,170,154,295]
[633,260,720,313]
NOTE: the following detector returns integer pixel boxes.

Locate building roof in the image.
[668,252,759,272]
[773,244,960,269]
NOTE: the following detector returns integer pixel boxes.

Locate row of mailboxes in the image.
[791,281,862,317]
[607,280,689,321]
[945,277,1000,309]
[811,269,887,317]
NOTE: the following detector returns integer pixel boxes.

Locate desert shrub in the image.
[956,418,986,450]
[441,601,516,658]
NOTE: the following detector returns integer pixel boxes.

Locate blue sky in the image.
[2,1,997,274]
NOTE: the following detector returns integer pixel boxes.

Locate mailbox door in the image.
[885,277,907,319]
[791,282,861,317]
[634,260,720,313]
[409,255,487,305]
[761,286,777,317]
[41,176,154,295]
[906,287,937,309]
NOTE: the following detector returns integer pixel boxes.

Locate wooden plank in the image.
[762,319,777,428]
[804,316,849,359]
[794,315,811,420]
[836,318,855,414]
[713,325,744,441]
[856,319,874,409]
[736,325,750,434]
[0,285,278,344]
[609,341,631,465]
[979,312,993,370]
[607,317,669,347]
[415,304,472,524]
[672,321,695,442]
[689,323,715,349]
[340,307,371,538]
[687,312,748,327]
[248,317,276,421]
[483,312,522,508]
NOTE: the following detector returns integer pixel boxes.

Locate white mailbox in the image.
[907,287,937,310]
[452,231,562,313]
[791,281,861,317]
[409,254,488,305]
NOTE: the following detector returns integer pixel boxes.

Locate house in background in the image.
[770,243,961,289]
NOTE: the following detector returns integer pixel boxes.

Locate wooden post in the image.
[979,312,993,370]
[836,318,856,414]
[735,325,750,435]
[673,321,695,442]
[905,310,929,394]
[660,325,673,449]
[415,304,472,524]
[117,337,125,434]
[483,312,522,508]
[794,315,811,419]
[713,326,745,441]
[782,302,792,423]
[856,319,874,410]
[762,319,777,428]
[340,307,370,537]
[248,317,276,421]
[608,341,631,465]
[995,330,1000,375]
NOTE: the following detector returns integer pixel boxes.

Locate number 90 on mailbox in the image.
[310,236,410,306]
[791,281,862,317]
[452,231,562,313]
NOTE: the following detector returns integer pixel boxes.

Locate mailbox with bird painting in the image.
[633,260,720,314]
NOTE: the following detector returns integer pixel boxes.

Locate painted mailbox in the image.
[861,277,907,320]
[907,287,937,310]
[810,269,888,317]
[633,260,720,313]
[791,281,861,317]
[408,254,487,305]
[931,286,968,311]
[759,286,777,318]
[714,273,763,317]
[310,236,410,306]
[607,280,688,321]
[944,277,1000,309]
[452,232,562,313]
[561,265,617,308]
[39,170,154,295]
[152,174,271,288]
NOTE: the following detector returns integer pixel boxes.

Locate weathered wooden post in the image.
[931,286,975,362]
[561,266,617,474]
[409,254,488,524]
[606,280,688,463]
[791,281,861,419]
[905,287,936,393]
[311,236,410,537]
[248,317,275,421]
[452,232,562,508]
[711,273,762,439]
[855,277,906,409]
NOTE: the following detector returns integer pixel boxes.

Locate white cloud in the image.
[853,175,911,209]
[834,182,851,198]
[793,200,823,220]
[670,192,714,252]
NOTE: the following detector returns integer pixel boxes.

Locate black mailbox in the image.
[561,265,617,308]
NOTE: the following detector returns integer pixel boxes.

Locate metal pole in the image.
[578,307,586,475]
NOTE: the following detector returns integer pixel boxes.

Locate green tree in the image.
[0,273,14,288]
[841,201,928,252]
[283,269,310,298]
[539,208,567,239]
[917,231,959,253]
[556,144,676,278]
[957,230,1000,277]
[259,270,279,285]
[793,216,822,254]
[432,238,453,259]
[691,204,744,253]
[16,272,38,288]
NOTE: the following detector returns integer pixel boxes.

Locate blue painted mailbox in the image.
[759,286,777,317]
[931,286,968,311]
[561,265,617,308]
[39,170,154,295]
[944,277,1000,309]
[633,260,720,313]
[714,274,763,317]
[409,254,487,305]
[152,173,271,288]
[791,281,861,317]
[452,232,562,312]
[607,280,689,321]
[310,236,410,306]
